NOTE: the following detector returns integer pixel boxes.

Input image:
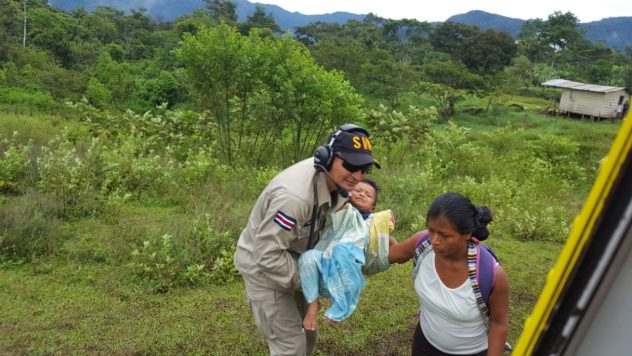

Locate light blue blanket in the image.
[298,204,368,321]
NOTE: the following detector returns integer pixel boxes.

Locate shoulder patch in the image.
[274,210,297,231]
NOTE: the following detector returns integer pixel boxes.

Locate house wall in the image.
[559,89,630,118]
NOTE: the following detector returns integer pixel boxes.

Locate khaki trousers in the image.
[245,281,317,356]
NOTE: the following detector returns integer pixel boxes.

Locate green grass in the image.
[0,110,88,148]
[0,239,562,354]
[0,99,623,354]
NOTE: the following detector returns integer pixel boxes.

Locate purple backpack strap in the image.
[477,244,499,306]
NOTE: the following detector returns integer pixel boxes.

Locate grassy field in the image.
[0,101,622,354]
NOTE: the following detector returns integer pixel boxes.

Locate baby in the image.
[301,178,380,331]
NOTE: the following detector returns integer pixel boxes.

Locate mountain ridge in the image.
[48,1,632,50]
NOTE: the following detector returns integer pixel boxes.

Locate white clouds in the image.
[256,0,631,23]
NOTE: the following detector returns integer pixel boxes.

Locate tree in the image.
[429,22,479,60]
[238,5,280,35]
[177,25,363,165]
[420,61,484,119]
[623,66,632,93]
[461,29,517,75]
[205,0,237,25]
[381,18,433,64]
[0,0,22,59]
[361,49,418,108]
[518,11,586,68]
[85,77,111,108]
[504,55,535,91]
[295,22,344,46]
[310,38,367,86]
[172,8,215,37]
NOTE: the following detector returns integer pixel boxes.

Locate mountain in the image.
[446,10,526,37]
[581,17,632,52]
[48,1,632,51]
[447,10,632,51]
[47,0,365,29]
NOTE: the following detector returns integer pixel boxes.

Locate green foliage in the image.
[429,22,479,60]
[0,132,31,194]
[129,213,239,290]
[36,133,104,218]
[0,87,58,110]
[361,49,419,108]
[177,25,363,165]
[238,5,280,35]
[0,96,621,354]
[85,78,112,108]
[206,0,237,25]
[0,190,65,261]
[461,29,517,74]
[365,104,437,150]
[418,81,467,120]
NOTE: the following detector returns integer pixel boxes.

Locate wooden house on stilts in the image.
[542,79,629,120]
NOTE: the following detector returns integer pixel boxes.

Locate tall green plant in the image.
[177,25,363,165]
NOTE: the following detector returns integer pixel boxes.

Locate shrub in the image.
[0,133,32,194]
[85,78,112,109]
[0,88,58,111]
[0,191,65,260]
[36,133,105,218]
[129,213,239,289]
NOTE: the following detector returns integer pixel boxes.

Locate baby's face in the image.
[349,182,376,212]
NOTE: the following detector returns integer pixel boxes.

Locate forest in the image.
[0,0,630,354]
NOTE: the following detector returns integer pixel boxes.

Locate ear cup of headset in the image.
[313,145,333,170]
[314,123,369,170]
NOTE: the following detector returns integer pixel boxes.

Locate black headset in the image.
[313,123,369,171]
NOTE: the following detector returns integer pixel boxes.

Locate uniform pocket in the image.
[246,283,303,340]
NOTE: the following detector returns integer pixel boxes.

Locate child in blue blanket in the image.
[300,178,393,331]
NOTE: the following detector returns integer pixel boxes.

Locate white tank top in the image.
[414,250,488,354]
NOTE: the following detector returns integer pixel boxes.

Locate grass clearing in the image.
[0,100,622,354]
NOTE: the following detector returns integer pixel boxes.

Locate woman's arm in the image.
[388,231,425,264]
[487,264,510,356]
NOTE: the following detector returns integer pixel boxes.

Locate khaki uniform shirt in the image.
[234,158,346,293]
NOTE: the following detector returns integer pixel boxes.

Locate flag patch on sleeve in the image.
[274,211,297,231]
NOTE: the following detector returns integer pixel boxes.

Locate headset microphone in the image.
[314,164,349,198]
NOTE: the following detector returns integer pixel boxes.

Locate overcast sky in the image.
[255,0,630,23]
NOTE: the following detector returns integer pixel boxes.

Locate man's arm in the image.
[252,189,309,291]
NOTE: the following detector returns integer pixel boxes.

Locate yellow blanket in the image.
[363,209,394,275]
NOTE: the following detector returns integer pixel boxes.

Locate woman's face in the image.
[427,215,469,257]
[349,182,376,212]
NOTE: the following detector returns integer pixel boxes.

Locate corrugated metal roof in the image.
[542,79,626,93]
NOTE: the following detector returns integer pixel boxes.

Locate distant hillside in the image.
[48,2,632,51]
[446,10,526,37]
[581,17,632,52]
[447,10,632,51]
[48,0,365,30]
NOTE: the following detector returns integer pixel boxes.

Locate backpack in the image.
[412,231,499,312]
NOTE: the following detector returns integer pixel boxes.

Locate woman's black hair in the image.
[361,177,379,207]
[426,192,493,240]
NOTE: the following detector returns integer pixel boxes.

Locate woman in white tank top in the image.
[389,192,510,356]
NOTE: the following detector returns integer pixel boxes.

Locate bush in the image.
[0,133,32,194]
[36,133,105,218]
[0,88,58,111]
[129,213,239,290]
[85,78,112,109]
[0,191,65,260]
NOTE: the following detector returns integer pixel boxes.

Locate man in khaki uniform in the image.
[235,124,380,355]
